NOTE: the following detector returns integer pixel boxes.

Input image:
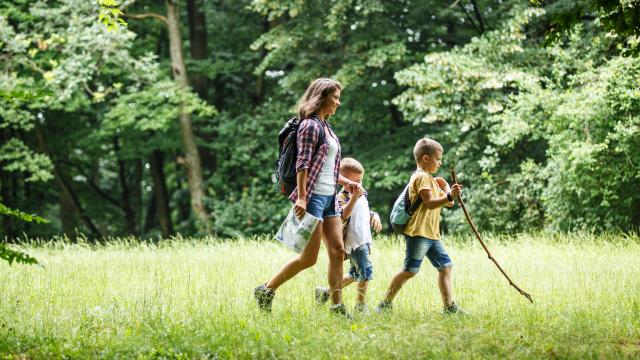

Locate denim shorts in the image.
[347,244,373,282]
[404,235,453,273]
[306,193,339,220]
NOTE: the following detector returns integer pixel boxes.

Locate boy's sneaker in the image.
[254,284,275,313]
[354,302,369,314]
[375,300,393,313]
[329,303,354,320]
[315,286,330,305]
[443,302,467,315]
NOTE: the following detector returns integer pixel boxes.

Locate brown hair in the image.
[297,78,342,119]
[413,138,443,163]
[340,157,364,174]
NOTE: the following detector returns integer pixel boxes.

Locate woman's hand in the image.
[294,198,307,219]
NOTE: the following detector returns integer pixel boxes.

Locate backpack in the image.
[389,176,423,234]
[276,116,325,197]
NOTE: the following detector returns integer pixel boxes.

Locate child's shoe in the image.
[329,303,354,320]
[375,300,393,313]
[443,302,466,315]
[314,286,330,305]
[254,284,275,313]
[354,302,369,314]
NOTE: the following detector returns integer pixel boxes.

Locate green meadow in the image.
[1,233,639,359]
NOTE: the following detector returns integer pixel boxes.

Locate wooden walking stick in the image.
[450,167,533,303]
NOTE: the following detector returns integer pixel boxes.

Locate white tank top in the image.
[313,131,338,195]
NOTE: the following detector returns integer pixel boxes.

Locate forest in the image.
[1,0,638,240]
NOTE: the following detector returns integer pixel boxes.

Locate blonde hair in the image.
[340,157,364,174]
[297,78,342,119]
[413,138,443,163]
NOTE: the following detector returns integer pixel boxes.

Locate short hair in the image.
[413,138,443,163]
[340,157,364,174]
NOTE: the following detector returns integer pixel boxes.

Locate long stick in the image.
[450,167,533,303]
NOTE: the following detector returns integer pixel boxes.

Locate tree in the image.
[126,0,213,233]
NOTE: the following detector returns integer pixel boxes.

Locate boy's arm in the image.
[369,210,382,232]
[416,177,461,210]
[434,177,454,208]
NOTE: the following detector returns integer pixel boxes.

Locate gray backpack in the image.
[389,179,423,234]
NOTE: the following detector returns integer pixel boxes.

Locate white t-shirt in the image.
[344,195,373,254]
[313,132,339,195]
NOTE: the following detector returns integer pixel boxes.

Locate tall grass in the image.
[0,233,638,359]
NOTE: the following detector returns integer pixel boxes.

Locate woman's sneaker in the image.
[375,300,393,313]
[254,284,275,313]
[329,303,354,320]
[315,286,330,305]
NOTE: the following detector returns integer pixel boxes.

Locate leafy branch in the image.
[0,203,43,266]
[0,244,39,266]
[0,203,49,224]
[97,0,128,31]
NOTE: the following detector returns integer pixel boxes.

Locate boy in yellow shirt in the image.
[377,138,463,314]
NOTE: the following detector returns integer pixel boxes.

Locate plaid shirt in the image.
[288,115,341,214]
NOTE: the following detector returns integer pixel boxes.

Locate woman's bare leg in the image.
[265,222,323,290]
[322,216,345,305]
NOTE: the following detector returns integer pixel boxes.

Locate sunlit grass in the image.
[0,233,639,358]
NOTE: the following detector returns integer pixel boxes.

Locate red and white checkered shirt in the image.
[288,115,341,214]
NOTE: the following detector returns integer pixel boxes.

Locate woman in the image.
[255,78,361,317]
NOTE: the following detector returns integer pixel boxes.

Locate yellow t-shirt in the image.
[403,171,445,240]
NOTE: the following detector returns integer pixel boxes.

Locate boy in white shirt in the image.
[315,158,382,312]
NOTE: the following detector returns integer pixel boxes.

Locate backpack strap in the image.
[310,115,326,150]
[404,171,424,215]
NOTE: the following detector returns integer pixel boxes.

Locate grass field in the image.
[1,233,639,359]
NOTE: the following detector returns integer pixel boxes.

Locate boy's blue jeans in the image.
[347,244,373,282]
[403,235,453,273]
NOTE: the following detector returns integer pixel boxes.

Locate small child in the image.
[315,157,382,313]
[376,138,464,314]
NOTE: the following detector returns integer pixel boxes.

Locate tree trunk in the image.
[469,0,486,34]
[149,150,173,237]
[59,188,78,238]
[133,159,143,234]
[165,0,211,232]
[186,0,217,173]
[35,125,102,238]
[186,0,208,100]
[113,138,136,235]
[253,16,269,106]
[144,190,157,234]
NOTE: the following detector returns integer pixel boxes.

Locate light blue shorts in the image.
[306,193,339,220]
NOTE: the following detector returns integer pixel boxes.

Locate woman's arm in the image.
[294,170,308,218]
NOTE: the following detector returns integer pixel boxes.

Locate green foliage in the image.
[394,5,639,233]
[535,0,640,54]
[97,0,127,32]
[0,203,49,224]
[0,244,39,265]
[0,139,54,182]
[0,203,42,265]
